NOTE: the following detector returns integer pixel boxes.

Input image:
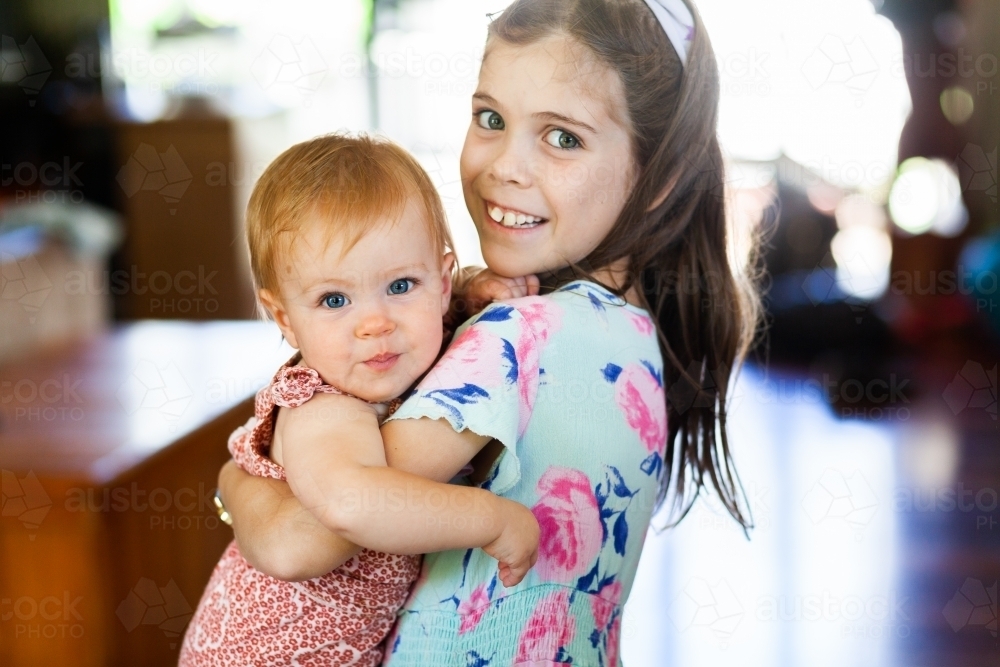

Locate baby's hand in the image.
[460,268,540,316]
[483,499,539,588]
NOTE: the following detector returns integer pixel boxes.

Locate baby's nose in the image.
[356,312,396,338]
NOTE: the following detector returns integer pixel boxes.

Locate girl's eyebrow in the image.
[532,111,597,134]
[472,91,501,107]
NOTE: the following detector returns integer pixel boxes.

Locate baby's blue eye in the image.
[476,110,505,131]
[323,293,349,309]
[389,279,413,295]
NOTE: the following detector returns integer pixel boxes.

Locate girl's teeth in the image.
[488,203,543,227]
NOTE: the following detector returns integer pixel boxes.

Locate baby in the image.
[179,134,538,666]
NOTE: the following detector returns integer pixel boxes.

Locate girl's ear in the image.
[258,288,300,349]
[440,252,457,315]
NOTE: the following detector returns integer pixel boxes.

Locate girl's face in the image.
[260,199,454,403]
[461,33,636,278]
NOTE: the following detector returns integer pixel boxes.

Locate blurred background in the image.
[0,0,997,665]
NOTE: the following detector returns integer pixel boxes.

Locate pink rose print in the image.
[614,364,667,454]
[417,326,506,391]
[591,581,622,630]
[457,583,490,635]
[515,589,575,663]
[625,311,655,336]
[531,467,602,583]
[606,612,622,666]
[509,297,563,348]
[510,298,562,435]
[516,335,537,437]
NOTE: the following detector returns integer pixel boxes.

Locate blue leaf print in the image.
[501,338,518,384]
[425,384,490,405]
[477,305,514,322]
[640,452,663,477]
[607,466,632,498]
[576,561,599,591]
[641,359,663,387]
[597,574,617,593]
[460,548,474,587]
[425,396,465,430]
[392,633,402,654]
[602,363,622,383]
[588,291,606,313]
[465,650,492,667]
[595,479,608,507]
[555,646,574,663]
[613,512,628,555]
[487,573,498,599]
[589,628,601,648]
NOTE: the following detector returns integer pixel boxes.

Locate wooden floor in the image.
[621,357,999,667]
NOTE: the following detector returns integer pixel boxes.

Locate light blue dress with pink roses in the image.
[382,281,666,667]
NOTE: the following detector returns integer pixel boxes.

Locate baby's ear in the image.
[259,288,299,349]
[440,252,457,315]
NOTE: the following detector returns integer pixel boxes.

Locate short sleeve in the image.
[388,303,540,494]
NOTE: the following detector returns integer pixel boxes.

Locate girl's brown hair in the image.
[489,0,762,529]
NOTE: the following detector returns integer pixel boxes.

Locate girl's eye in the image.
[544,129,580,149]
[476,110,505,131]
[322,293,349,309]
[388,279,414,295]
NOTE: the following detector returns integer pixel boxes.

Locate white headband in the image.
[641,0,695,67]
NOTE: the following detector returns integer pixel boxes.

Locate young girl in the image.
[179,134,539,666]
[218,0,761,664]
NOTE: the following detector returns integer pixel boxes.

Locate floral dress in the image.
[180,358,421,667]
[383,281,667,667]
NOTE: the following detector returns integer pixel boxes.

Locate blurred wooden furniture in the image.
[0,321,290,666]
[115,117,255,321]
[0,233,109,365]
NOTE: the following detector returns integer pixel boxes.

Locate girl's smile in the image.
[461,33,637,279]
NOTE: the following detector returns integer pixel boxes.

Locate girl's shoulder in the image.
[467,280,656,346]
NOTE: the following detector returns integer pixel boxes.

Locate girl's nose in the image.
[487,135,533,187]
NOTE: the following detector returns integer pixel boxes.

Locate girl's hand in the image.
[451,268,540,324]
[483,500,540,587]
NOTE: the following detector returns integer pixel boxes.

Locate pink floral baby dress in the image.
[180,356,421,667]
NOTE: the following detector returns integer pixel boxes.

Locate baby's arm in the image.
[279,393,538,585]
[218,460,362,581]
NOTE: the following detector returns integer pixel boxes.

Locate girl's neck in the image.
[590,258,643,309]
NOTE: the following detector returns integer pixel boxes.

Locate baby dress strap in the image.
[265,358,404,417]
[267,364,345,408]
